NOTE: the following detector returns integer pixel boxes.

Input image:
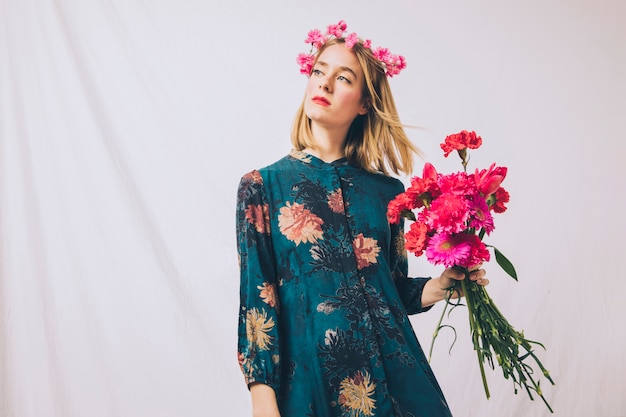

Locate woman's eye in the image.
[312,69,323,76]
[338,75,351,84]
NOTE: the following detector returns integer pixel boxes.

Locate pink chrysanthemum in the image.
[425,233,473,267]
[425,192,469,234]
[468,195,495,234]
[438,172,475,196]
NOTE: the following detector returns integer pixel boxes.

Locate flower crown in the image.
[296,20,407,78]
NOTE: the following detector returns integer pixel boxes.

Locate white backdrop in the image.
[1,0,625,416]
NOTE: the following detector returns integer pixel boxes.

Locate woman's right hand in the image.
[250,383,281,417]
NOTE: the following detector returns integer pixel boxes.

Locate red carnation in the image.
[405,221,429,256]
[441,130,483,157]
[491,187,510,213]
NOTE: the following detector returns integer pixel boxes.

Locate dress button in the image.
[360,277,366,286]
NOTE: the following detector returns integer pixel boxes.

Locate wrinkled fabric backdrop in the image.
[1,0,624,416]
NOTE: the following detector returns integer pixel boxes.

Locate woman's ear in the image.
[359,98,371,115]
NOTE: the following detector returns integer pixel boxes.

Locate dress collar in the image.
[289,149,348,168]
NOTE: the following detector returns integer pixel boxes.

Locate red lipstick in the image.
[312,96,330,106]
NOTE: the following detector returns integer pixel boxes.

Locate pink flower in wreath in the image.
[297,53,315,75]
[344,32,359,48]
[304,28,326,48]
[326,20,347,38]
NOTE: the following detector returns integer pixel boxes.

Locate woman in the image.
[236,20,487,417]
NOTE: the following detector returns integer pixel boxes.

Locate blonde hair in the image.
[290,38,421,176]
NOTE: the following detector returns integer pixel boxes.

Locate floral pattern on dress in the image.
[352,233,381,269]
[328,188,346,214]
[245,203,270,234]
[338,370,377,417]
[278,201,324,245]
[257,282,278,310]
[246,308,275,351]
[236,151,453,417]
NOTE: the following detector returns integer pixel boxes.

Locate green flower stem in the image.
[460,278,555,413]
[461,278,491,399]
[428,287,460,362]
[428,288,451,362]
[427,266,555,412]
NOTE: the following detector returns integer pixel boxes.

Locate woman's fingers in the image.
[472,269,489,286]
[446,267,489,286]
[447,267,466,281]
[467,268,489,286]
[469,268,484,280]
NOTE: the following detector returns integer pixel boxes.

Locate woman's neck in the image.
[305,123,348,162]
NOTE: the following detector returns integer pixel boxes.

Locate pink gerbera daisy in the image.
[425,233,472,268]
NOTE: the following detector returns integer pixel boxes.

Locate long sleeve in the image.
[389,201,433,315]
[236,170,281,391]
[232,153,453,416]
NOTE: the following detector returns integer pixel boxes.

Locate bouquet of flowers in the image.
[387,130,555,412]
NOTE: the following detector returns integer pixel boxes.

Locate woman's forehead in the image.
[317,44,363,77]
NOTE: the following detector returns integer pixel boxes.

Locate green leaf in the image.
[401,209,416,221]
[489,246,518,281]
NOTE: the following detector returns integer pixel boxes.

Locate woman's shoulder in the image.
[238,153,300,188]
[240,154,295,178]
[352,167,406,193]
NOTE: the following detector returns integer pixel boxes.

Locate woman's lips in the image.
[312,96,330,106]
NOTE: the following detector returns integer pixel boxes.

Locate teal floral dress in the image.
[236,150,453,417]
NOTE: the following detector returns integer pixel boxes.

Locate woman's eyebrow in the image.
[315,60,358,80]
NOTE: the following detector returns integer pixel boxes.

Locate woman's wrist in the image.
[250,383,280,417]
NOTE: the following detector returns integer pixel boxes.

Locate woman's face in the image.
[304,43,368,132]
